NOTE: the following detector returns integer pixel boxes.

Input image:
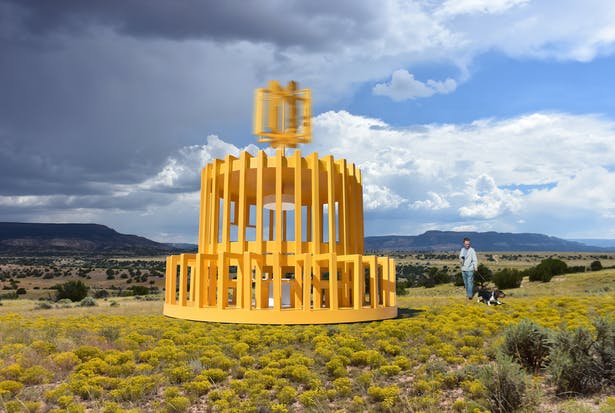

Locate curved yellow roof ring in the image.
[163,81,397,324]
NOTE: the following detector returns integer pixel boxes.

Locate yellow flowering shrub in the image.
[0,284,612,412]
[0,379,23,398]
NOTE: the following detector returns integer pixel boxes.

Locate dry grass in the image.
[0,296,163,317]
[402,268,615,299]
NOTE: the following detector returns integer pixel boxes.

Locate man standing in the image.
[459,237,478,300]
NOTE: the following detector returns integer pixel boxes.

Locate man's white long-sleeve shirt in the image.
[459,247,478,271]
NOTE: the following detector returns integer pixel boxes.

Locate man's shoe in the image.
[468,296,473,300]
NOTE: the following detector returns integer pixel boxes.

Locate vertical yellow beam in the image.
[347,164,357,254]
[294,150,302,254]
[256,151,265,253]
[198,168,207,254]
[303,253,312,311]
[358,169,364,253]
[326,156,336,252]
[179,254,187,306]
[243,253,252,309]
[339,160,348,255]
[165,256,175,304]
[235,255,243,309]
[341,260,350,307]
[379,257,389,307]
[201,257,209,306]
[275,149,283,250]
[314,259,322,308]
[217,252,226,309]
[353,255,361,309]
[386,257,392,307]
[369,256,377,308]
[208,259,217,306]
[294,259,302,309]
[255,261,263,309]
[210,160,221,253]
[389,258,397,307]
[165,256,171,304]
[189,264,196,303]
[238,152,249,249]
[310,153,321,253]
[194,254,203,307]
[326,156,338,309]
[329,253,338,309]
[222,156,232,251]
[202,164,212,253]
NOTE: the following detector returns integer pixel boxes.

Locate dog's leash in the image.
[474,269,487,283]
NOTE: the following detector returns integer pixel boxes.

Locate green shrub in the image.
[475,263,493,288]
[502,319,551,372]
[527,258,567,282]
[593,317,615,383]
[54,280,89,302]
[548,326,601,395]
[129,285,150,296]
[93,289,110,299]
[492,268,523,289]
[479,355,529,413]
[548,317,615,395]
[590,260,603,271]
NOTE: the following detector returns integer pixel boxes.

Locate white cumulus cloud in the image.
[458,174,523,219]
[307,110,615,237]
[363,184,407,210]
[373,69,457,101]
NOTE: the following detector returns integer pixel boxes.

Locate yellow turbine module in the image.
[163,81,397,324]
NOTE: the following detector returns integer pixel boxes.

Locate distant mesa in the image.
[364,230,615,252]
[0,222,194,256]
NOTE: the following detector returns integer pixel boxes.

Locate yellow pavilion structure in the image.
[163,81,397,324]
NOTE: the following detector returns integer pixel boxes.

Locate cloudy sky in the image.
[2,0,615,243]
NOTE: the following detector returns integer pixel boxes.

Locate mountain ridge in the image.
[2,223,613,255]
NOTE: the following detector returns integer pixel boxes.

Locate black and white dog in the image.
[477,289,506,306]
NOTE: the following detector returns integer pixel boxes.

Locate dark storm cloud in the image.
[2,0,381,51]
[0,0,382,202]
